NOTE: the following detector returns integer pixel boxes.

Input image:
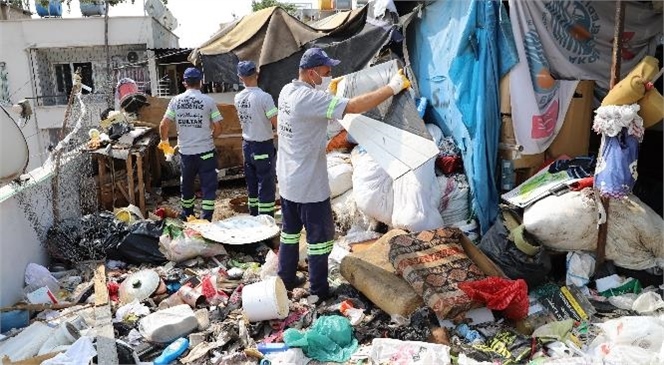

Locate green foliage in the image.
[251,0,298,15]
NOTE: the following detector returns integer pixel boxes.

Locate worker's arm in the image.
[269,115,277,129]
[159,118,171,142]
[210,104,223,138]
[343,69,411,116]
[344,86,394,115]
[263,94,278,129]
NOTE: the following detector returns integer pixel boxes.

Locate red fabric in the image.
[107,282,120,302]
[458,277,529,320]
[436,156,463,174]
[570,177,594,191]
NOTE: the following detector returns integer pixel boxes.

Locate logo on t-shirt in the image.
[176,96,205,128]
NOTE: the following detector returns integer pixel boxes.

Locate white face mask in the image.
[313,70,332,91]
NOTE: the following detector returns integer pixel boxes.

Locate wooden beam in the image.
[126,155,135,205]
[136,153,146,217]
[93,260,118,365]
[93,263,109,306]
[596,0,626,267]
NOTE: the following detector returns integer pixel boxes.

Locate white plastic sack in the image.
[524,189,664,270]
[24,263,60,294]
[138,304,198,343]
[566,252,596,288]
[115,299,151,322]
[328,152,353,199]
[632,292,664,314]
[0,322,53,362]
[591,316,664,358]
[370,338,451,365]
[159,233,227,263]
[392,159,444,232]
[351,148,394,225]
[41,337,96,365]
[260,250,279,280]
[426,123,444,148]
[437,174,470,224]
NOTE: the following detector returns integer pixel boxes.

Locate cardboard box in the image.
[547,81,595,159]
[500,74,511,115]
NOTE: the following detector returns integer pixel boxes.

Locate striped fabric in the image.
[281,232,301,245]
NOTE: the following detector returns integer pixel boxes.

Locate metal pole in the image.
[596,0,626,267]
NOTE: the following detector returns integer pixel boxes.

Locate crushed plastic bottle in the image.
[153,337,188,365]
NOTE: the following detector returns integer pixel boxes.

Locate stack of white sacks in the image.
[326,123,476,241]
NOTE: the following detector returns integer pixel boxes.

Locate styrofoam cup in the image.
[242,277,290,322]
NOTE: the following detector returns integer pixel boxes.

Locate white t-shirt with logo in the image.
[276,80,349,203]
[164,89,222,155]
[234,87,277,142]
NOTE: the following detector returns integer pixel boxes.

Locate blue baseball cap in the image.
[183,67,203,81]
[299,48,340,69]
[237,61,257,77]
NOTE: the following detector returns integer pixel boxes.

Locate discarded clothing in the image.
[594,130,640,198]
[547,156,596,179]
[389,228,486,319]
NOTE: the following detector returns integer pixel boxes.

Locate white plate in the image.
[186,215,280,245]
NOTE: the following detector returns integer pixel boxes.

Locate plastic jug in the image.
[153,337,189,365]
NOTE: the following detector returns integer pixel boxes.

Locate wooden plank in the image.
[126,155,135,205]
[97,155,106,211]
[0,302,85,312]
[136,153,146,217]
[94,263,109,306]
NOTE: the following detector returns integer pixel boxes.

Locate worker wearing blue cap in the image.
[159,67,223,221]
[234,61,278,217]
[276,47,411,300]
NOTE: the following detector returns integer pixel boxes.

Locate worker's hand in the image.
[158,140,175,156]
[388,69,411,95]
[328,76,344,95]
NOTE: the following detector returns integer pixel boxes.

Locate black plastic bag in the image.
[107,220,167,265]
[477,213,551,289]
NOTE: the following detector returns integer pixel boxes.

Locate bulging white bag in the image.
[351,148,394,225]
[392,159,444,232]
[524,189,664,270]
[327,152,353,199]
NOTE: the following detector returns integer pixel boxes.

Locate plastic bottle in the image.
[455,323,484,344]
[153,337,189,365]
[257,342,289,355]
[416,97,428,118]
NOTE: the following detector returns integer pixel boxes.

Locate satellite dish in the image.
[0,106,29,184]
[127,51,139,63]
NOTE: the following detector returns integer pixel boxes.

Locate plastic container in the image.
[80,1,106,16]
[153,337,189,365]
[35,0,62,17]
[242,276,290,322]
[0,310,29,333]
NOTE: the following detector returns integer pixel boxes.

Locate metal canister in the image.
[178,285,205,308]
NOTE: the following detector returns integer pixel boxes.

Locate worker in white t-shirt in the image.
[158,67,223,221]
[234,61,278,217]
[276,48,411,300]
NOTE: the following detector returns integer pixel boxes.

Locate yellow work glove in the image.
[158,140,175,159]
[328,76,344,95]
[388,69,411,95]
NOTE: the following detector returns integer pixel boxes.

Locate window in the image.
[52,62,94,104]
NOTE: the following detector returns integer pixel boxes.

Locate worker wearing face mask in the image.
[276,47,411,300]
[234,60,278,217]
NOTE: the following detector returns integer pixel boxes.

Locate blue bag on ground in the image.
[283,315,358,362]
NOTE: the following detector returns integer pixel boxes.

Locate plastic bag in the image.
[566,251,596,288]
[108,220,167,265]
[24,263,60,294]
[327,152,353,199]
[477,214,551,288]
[370,338,451,365]
[458,277,529,320]
[631,291,664,314]
[590,316,664,363]
[260,250,279,280]
[159,219,227,263]
[283,315,358,363]
[437,174,470,224]
[41,336,96,365]
[392,159,444,232]
[351,148,394,225]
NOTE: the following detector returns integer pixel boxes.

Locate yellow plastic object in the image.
[158,141,175,156]
[639,88,664,128]
[601,56,659,106]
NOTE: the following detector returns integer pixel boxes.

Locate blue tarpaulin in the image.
[408,0,518,233]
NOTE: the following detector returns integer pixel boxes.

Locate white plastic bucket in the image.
[242,276,290,322]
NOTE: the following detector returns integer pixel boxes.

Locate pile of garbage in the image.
[2,198,664,365]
